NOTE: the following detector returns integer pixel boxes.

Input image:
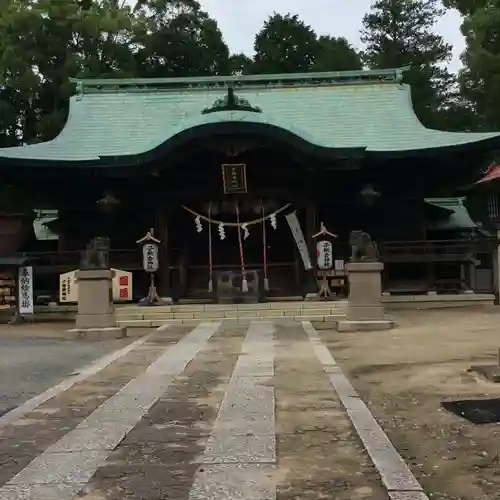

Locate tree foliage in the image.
[451,0,500,130]
[313,36,362,72]
[0,0,229,146]
[253,14,318,74]
[253,13,362,74]
[133,0,229,77]
[442,0,487,16]
[361,0,454,128]
[0,0,487,150]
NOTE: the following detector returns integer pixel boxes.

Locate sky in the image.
[199,0,465,71]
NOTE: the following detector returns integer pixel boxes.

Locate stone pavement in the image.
[0,320,428,500]
[0,332,131,417]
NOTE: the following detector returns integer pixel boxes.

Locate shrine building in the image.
[0,66,498,302]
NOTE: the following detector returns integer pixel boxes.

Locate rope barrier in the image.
[181,203,292,227]
[235,203,248,292]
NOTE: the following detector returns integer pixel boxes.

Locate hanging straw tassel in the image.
[261,199,269,291]
[235,203,248,292]
[208,202,213,293]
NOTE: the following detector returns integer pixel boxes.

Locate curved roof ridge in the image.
[161,109,320,148]
[69,66,411,93]
[1,76,500,164]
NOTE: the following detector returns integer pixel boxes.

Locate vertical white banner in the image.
[142,243,159,272]
[285,212,313,270]
[317,240,333,270]
[18,266,34,315]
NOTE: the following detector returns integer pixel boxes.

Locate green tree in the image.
[0,0,41,145]
[361,0,454,128]
[133,0,230,77]
[253,14,318,74]
[0,0,139,144]
[457,1,500,130]
[442,0,487,16]
[313,36,362,72]
[0,0,228,144]
[253,13,362,74]
[34,0,138,140]
[229,53,254,75]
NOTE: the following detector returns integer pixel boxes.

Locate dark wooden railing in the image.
[17,238,497,272]
[22,249,141,273]
[379,238,495,263]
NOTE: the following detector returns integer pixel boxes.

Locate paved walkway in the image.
[0,321,428,500]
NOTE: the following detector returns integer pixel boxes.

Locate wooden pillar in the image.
[56,211,68,252]
[493,230,500,304]
[156,210,171,299]
[57,229,68,252]
[304,200,318,297]
[179,240,188,298]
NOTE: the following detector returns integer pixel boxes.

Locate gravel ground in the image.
[322,306,500,500]
[0,330,130,416]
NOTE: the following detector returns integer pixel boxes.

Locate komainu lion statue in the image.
[81,237,110,270]
[349,230,379,262]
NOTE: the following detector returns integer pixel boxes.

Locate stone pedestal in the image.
[69,269,126,340]
[337,261,394,332]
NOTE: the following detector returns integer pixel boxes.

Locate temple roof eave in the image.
[2,72,500,166]
[1,131,500,168]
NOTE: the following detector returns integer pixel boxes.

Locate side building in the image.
[0,67,497,302]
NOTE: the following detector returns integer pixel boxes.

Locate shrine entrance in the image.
[149,128,320,302]
[170,198,303,302]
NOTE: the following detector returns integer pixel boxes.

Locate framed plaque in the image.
[222,163,247,194]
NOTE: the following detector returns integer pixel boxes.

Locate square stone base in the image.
[336,320,395,332]
[304,293,318,301]
[68,327,127,341]
[346,305,385,321]
[469,365,500,383]
[75,313,117,329]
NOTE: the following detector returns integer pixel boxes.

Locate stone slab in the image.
[346,407,423,491]
[0,323,221,500]
[0,483,88,500]
[389,493,430,500]
[0,332,157,428]
[189,463,276,500]
[48,422,133,452]
[212,419,275,436]
[303,321,424,494]
[469,365,500,382]
[346,305,386,320]
[9,450,109,485]
[195,320,277,471]
[174,312,195,319]
[67,327,126,341]
[336,320,395,332]
[76,269,113,280]
[142,313,175,320]
[327,374,359,399]
[75,313,116,329]
[196,434,276,464]
[118,319,153,327]
[114,314,144,321]
[346,262,384,273]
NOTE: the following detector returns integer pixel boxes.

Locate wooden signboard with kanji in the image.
[59,268,132,303]
[222,163,247,194]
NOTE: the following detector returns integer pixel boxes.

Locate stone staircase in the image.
[115,300,348,328]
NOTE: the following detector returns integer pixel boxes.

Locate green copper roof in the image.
[425,197,478,230]
[1,67,500,165]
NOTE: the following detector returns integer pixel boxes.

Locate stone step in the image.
[118,313,346,328]
[116,300,347,315]
[116,308,346,321]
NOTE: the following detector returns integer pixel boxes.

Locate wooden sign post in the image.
[137,229,163,306]
[312,223,338,300]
